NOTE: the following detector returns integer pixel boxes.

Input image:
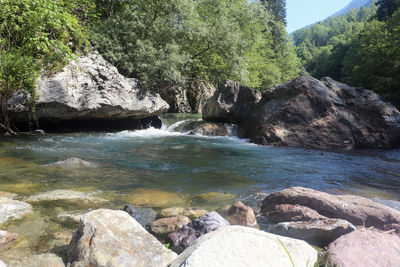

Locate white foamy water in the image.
[104,127,184,140]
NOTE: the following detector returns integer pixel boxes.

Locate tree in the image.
[261,0,287,26]
[376,0,400,20]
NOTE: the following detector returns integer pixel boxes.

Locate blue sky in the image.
[286,0,352,33]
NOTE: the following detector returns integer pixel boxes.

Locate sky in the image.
[286,0,352,33]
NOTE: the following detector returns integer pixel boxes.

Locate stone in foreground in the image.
[262,187,400,230]
[170,226,317,267]
[328,229,400,267]
[225,201,258,228]
[241,76,400,149]
[266,219,355,247]
[122,204,157,227]
[0,199,32,225]
[265,204,327,223]
[0,230,18,249]
[67,209,177,267]
[150,216,191,236]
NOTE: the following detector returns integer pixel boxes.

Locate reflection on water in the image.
[0,114,400,262]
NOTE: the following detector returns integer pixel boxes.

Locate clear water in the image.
[0,113,400,261]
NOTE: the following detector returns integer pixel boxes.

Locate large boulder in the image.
[328,229,400,267]
[8,51,169,128]
[170,226,318,267]
[261,187,400,231]
[266,218,355,247]
[160,81,215,114]
[265,204,327,223]
[203,80,262,124]
[0,198,32,225]
[241,76,400,149]
[67,209,177,267]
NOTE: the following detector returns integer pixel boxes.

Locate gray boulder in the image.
[170,226,318,267]
[8,51,169,123]
[328,229,400,267]
[67,209,176,267]
[203,80,262,124]
[122,204,157,227]
[266,218,355,247]
[241,75,400,149]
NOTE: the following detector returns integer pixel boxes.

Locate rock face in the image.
[267,219,355,247]
[67,209,177,267]
[170,226,318,267]
[328,229,400,267]
[166,212,230,253]
[203,80,262,124]
[122,204,157,227]
[46,158,97,168]
[150,216,191,236]
[224,201,258,228]
[241,76,400,149]
[160,81,215,114]
[8,51,169,129]
[261,187,400,231]
[0,230,18,249]
[0,198,32,225]
[9,254,65,267]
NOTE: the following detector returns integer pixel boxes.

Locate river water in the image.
[0,113,400,261]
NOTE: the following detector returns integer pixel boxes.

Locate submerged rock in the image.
[328,229,400,267]
[203,80,262,124]
[8,51,169,128]
[170,226,318,267]
[26,190,106,203]
[0,199,32,225]
[68,209,177,267]
[0,230,18,249]
[188,121,238,137]
[159,207,209,220]
[46,158,97,168]
[9,253,65,267]
[122,204,157,227]
[193,192,235,203]
[261,187,400,230]
[126,188,188,208]
[266,218,355,247]
[167,212,230,253]
[241,76,400,149]
[150,216,191,236]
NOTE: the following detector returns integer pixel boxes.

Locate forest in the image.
[0,0,399,127]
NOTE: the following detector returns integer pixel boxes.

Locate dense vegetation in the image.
[293,0,400,107]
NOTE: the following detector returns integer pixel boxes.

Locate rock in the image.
[193,192,235,203]
[225,201,258,228]
[126,188,188,208]
[8,51,169,128]
[56,212,84,226]
[265,204,327,223]
[150,216,191,236]
[8,254,65,267]
[261,187,400,230]
[0,260,5,267]
[166,212,230,253]
[26,190,106,203]
[0,230,18,249]
[188,121,238,137]
[67,209,177,267]
[46,158,97,168]
[0,192,17,200]
[159,207,208,220]
[328,229,400,267]
[122,204,157,227]
[170,226,318,267]
[0,199,32,225]
[267,219,355,247]
[203,80,262,124]
[160,81,215,114]
[241,75,400,149]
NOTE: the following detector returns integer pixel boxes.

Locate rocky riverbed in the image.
[0,183,399,267]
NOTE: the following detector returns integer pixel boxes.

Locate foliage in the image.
[91,0,301,92]
[0,0,89,130]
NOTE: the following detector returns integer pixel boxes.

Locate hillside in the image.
[332,0,374,17]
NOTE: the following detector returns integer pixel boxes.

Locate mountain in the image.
[331,0,375,17]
